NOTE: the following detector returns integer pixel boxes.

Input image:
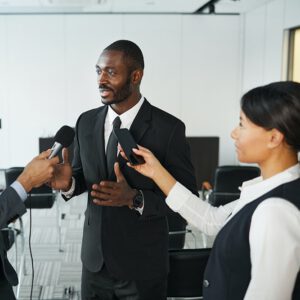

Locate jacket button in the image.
[203,279,210,288]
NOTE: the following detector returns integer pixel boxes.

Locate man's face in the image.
[96,50,133,105]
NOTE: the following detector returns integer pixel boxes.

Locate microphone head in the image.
[54,125,75,147]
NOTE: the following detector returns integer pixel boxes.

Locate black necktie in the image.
[106,116,121,173]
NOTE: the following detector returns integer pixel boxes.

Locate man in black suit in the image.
[51,40,198,300]
[0,150,59,299]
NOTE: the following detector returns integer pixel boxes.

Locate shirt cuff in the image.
[61,177,75,199]
[166,181,192,212]
[11,181,28,202]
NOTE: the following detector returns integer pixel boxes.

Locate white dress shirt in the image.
[105,97,144,151]
[63,97,145,213]
[166,164,300,300]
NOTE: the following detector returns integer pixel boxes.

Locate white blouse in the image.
[166,164,300,300]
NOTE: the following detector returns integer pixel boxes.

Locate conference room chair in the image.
[167,248,211,299]
[207,165,260,207]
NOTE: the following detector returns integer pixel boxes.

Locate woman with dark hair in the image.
[121,81,300,300]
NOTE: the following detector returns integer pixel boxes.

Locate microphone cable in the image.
[28,193,34,300]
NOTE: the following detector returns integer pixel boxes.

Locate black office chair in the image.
[167,248,211,299]
[208,165,260,207]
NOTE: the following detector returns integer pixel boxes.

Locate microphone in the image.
[48,125,75,159]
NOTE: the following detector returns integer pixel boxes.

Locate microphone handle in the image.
[48,142,63,159]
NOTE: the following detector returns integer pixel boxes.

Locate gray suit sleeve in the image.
[0,187,26,229]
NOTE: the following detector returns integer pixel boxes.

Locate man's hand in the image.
[50,148,73,191]
[92,162,136,207]
[17,149,60,193]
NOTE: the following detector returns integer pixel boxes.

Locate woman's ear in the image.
[268,129,284,149]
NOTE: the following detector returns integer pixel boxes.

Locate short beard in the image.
[101,75,132,106]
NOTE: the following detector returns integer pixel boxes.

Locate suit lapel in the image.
[94,106,108,179]
[129,99,152,143]
[118,99,152,170]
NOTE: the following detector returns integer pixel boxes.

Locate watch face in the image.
[133,191,143,208]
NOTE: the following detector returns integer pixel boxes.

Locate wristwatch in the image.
[132,189,144,209]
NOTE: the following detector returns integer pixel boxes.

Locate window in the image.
[288,28,300,82]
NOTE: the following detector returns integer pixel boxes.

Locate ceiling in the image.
[0,0,274,14]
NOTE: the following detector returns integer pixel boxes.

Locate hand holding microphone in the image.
[17,125,75,193]
[48,125,75,159]
[17,150,60,193]
[48,125,75,191]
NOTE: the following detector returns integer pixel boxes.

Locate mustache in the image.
[99,84,114,91]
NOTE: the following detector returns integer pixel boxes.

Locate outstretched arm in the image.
[17,149,59,192]
[125,146,177,196]
[123,146,234,235]
[1,150,60,227]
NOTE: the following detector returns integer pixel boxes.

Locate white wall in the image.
[0,16,10,166]
[181,15,241,165]
[0,13,241,168]
[242,0,300,93]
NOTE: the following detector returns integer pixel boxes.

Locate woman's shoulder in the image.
[252,197,300,230]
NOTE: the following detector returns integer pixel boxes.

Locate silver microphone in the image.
[48,126,75,159]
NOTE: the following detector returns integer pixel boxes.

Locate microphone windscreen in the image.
[54,126,75,147]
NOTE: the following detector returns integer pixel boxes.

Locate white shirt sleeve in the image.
[60,177,75,199]
[245,198,300,300]
[166,182,236,236]
[11,181,28,201]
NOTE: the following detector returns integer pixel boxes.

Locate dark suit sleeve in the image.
[61,115,87,202]
[72,119,87,196]
[140,121,198,219]
[0,187,26,229]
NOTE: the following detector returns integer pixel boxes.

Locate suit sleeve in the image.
[0,187,26,229]
[140,121,198,219]
[72,118,87,196]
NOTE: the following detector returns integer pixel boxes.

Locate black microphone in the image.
[48,125,75,159]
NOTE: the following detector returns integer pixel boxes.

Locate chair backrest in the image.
[209,165,260,206]
[5,167,55,209]
[167,248,211,298]
[5,167,24,186]
[25,185,55,209]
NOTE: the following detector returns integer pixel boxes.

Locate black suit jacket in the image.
[68,99,198,280]
[0,187,26,289]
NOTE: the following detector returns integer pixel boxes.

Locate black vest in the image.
[203,178,300,300]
